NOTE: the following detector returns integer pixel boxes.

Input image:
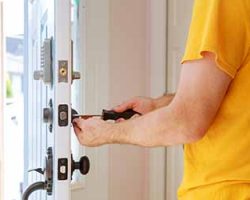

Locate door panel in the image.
[24,1,110,199]
[24,0,76,199]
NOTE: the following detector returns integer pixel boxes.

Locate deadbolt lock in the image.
[72,71,81,81]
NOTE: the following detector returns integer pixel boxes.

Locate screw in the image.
[49,99,53,107]
[49,124,53,132]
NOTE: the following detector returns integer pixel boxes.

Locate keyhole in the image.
[60,67,67,76]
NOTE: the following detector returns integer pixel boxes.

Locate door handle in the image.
[22,182,46,200]
[28,168,44,175]
[71,155,90,177]
[22,147,53,199]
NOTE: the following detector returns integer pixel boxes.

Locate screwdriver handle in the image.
[102,109,141,121]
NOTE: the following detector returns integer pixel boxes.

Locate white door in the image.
[23,0,90,199]
[166,0,194,199]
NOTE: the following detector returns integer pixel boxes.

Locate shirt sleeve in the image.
[182,0,249,78]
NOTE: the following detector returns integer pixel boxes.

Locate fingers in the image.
[131,114,140,119]
[73,125,81,135]
[73,118,83,126]
[116,118,125,123]
[113,99,136,112]
[72,119,82,135]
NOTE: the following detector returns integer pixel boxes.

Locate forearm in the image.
[153,93,175,110]
[110,102,198,147]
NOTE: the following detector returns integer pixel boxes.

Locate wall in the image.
[109,0,167,200]
[147,1,167,200]
[108,0,149,199]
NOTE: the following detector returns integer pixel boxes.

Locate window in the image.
[3,0,25,199]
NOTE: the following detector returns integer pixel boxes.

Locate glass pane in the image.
[3,0,25,199]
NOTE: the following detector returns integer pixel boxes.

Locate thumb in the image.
[113,100,134,112]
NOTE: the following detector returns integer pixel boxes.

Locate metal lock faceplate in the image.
[58,158,68,180]
[58,60,68,83]
[45,147,53,195]
[58,104,69,127]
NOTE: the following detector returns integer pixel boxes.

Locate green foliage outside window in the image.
[6,76,13,98]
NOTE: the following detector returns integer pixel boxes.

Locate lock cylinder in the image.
[60,67,67,77]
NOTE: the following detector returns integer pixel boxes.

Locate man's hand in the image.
[113,95,175,117]
[73,117,113,147]
[113,97,156,115]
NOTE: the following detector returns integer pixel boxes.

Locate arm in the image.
[154,93,175,110]
[73,52,232,147]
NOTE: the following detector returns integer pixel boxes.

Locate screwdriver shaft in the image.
[72,115,101,120]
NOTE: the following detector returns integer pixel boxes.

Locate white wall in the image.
[108,0,149,199]
[109,1,167,200]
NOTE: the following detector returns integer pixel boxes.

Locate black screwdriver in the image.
[72,109,141,121]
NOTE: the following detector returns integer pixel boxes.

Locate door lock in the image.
[72,71,81,81]
[33,38,53,85]
[58,104,69,126]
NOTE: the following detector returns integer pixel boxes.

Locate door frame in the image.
[0,2,4,199]
[165,0,194,199]
[147,0,167,200]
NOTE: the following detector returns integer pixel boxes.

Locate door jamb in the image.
[148,0,167,200]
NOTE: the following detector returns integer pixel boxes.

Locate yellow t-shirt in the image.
[178,0,250,199]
